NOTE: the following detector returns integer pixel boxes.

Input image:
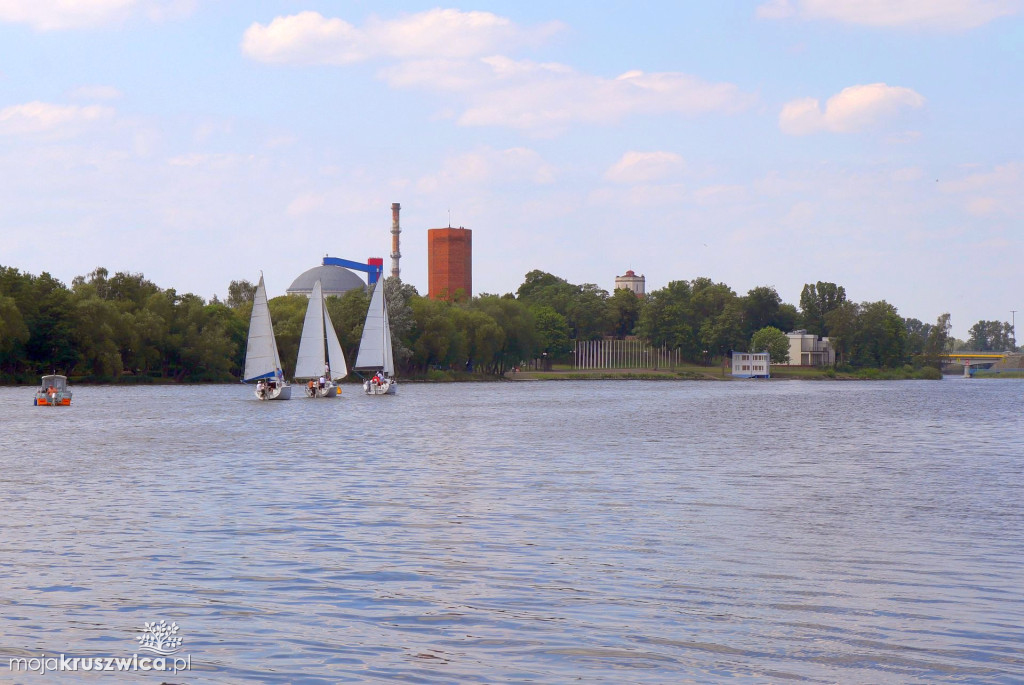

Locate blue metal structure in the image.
[322,256,383,284]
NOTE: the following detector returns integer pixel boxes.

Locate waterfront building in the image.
[732,352,770,378]
[783,330,835,366]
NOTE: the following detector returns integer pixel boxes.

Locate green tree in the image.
[470,295,536,374]
[847,301,906,368]
[0,294,30,374]
[72,296,127,378]
[824,301,859,365]
[637,280,700,359]
[607,287,642,338]
[530,305,572,360]
[750,326,790,364]
[700,300,745,359]
[516,270,577,313]
[799,282,847,336]
[516,271,612,340]
[569,284,612,340]
[923,313,952,369]
[227,279,257,309]
[451,307,504,372]
[383,277,417,371]
[904,318,932,359]
[408,297,459,372]
[24,274,77,374]
[742,286,795,339]
[967,320,1015,351]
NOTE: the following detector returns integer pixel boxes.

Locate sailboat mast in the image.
[322,299,329,376]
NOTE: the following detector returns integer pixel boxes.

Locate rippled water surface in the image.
[2,379,1023,683]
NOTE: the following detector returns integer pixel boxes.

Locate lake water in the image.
[1,379,1023,683]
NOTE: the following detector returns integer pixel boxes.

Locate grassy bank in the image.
[970,370,1024,379]
[511,364,944,381]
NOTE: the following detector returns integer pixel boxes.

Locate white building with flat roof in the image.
[784,330,835,366]
[614,270,645,295]
[732,352,770,378]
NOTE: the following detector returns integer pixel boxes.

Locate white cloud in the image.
[692,184,747,206]
[366,8,561,59]
[891,166,923,182]
[387,57,753,134]
[416,146,555,194]
[940,162,1022,216]
[241,9,562,65]
[756,0,1021,30]
[0,0,193,30]
[0,101,114,135]
[287,192,326,216]
[167,152,256,169]
[756,0,797,19]
[240,12,363,65]
[967,197,998,215]
[779,83,925,135]
[588,182,688,209]
[70,85,123,100]
[605,151,685,184]
[244,10,752,133]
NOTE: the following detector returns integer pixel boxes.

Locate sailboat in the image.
[294,280,348,398]
[354,279,397,395]
[243,275,291,400]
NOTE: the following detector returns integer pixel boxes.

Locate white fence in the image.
[573,339,684,370]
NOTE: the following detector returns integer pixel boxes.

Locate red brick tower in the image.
[428,227,472,301]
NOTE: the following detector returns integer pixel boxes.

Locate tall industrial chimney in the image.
[390,203,401,281]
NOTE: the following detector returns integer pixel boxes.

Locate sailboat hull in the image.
[363,378,396,395]
[255,384,292,401]
[303,381,340,398]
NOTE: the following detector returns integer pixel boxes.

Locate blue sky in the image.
[1,1,1021,337]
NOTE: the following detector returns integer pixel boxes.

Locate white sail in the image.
[382,288,394,375]
[323,303,348,380]
[243,276,283,382]
[354,280,394,374]
[295,281,326,379]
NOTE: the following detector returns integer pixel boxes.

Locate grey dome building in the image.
[286,264,366,298]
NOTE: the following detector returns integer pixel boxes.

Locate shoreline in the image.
[2,368,972,386]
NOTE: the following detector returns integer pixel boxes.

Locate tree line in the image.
[1,264,1015,382]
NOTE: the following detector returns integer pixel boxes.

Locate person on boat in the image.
[318,375,326,391]
[307,379,315,396]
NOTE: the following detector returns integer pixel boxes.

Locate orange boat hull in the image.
[35,397,71,406]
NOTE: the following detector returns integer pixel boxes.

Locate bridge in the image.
[942,352,1007,365]
[941,351,1011,377]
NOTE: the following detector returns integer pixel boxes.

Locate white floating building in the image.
[732,352,770,378]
